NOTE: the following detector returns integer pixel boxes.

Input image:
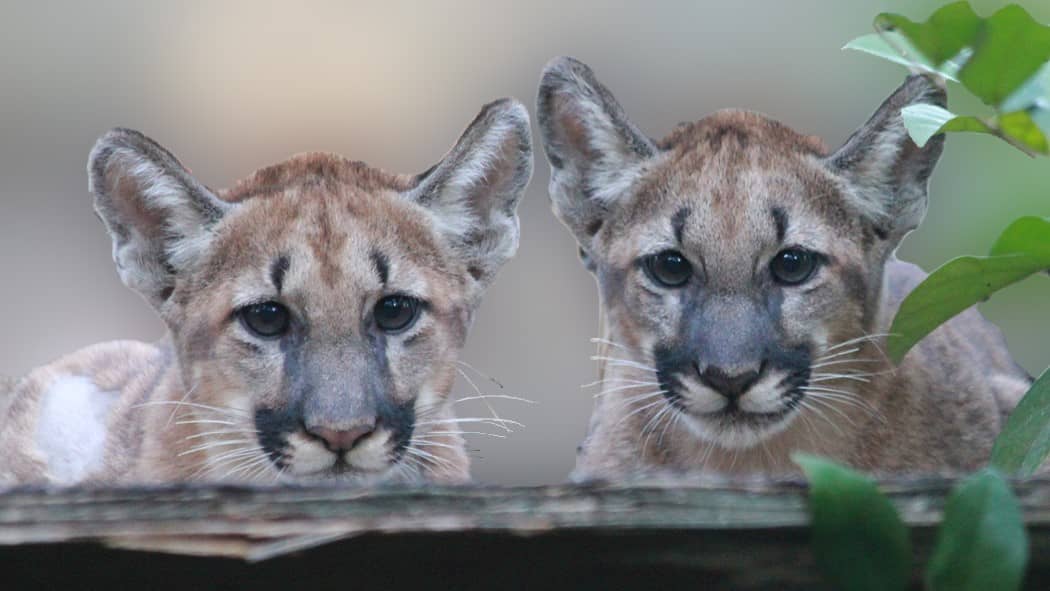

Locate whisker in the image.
[408,439,463,452]
[589,337,639,353]
[581,378,660,388]
[809,358,882,370]
[133,400,246,417]
[183,429,260,441]
[454,360,507,390]
[591,382,664,397]
[804,396,857,428]
[451,394,537,405]
[797,399,846,437]
[590,356,658,372]
[415,417,526,429]
[177,439,257,457]
[813,347,861,363]
[174,419,239,427]
[821,333,892,353]
[455,367,512,433]
[424,430,507,439]
[614,396,669,429]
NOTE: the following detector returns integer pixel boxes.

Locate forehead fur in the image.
[203,153,455,284]
[221,153,419,202]
[659,110,828,156]
[606,110,853,241]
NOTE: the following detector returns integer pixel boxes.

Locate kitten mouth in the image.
[697,405,795,427]
[659,370,807,438]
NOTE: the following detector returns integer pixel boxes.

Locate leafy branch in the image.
[797,5,1049,589]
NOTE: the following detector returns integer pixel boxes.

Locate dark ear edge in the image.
[537,56,656,171]
[825,75,947,236]
[88,128,228,306]
[536,56,658,255]
[407,99,533,287]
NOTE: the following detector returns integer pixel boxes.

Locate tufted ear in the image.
[826,75,947,242]
[406,98,532,288]
[537,56,659,252]
[89,128,230,308]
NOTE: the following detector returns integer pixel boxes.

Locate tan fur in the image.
[537,57,1031,480]
[1,99,532,486]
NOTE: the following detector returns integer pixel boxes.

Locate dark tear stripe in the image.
[672,207,691,245]
[371,250,390,285]
[270,255,290,294]
[771,207,788,243]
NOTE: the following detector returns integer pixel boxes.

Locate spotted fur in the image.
[0,99,532,485]
[538,57,1032,480]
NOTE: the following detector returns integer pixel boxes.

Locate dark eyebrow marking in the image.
[270,255,290,293]
[671,207,691,245]
[371,250,390,285]
[771,207,788,243]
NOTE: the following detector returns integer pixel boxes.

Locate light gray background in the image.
[2,0,1048,484]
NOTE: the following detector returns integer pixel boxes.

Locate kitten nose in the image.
[697,365,762,400]
[306,421,376,452]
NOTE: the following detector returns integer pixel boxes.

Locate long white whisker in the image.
[581,378,660,388]
[133,400,248,416]
[455,367,512,433]
[821,333,892,353]
[590,356,657,372]
[424,430,507,439]
[174,419,239,427]
[810,358,882,370]
[451,394,537,405]
[177,439,257,457]
[183,429,260,441]
[813,347,861,362]
[415,417,525,429]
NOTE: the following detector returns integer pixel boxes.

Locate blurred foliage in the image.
[795,454,912,591]
[800,4,1047,589]
[798,459,1028,591]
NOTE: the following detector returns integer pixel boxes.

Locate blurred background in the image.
[1,0,1047,485]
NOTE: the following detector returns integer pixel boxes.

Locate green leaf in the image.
[990,215,1050,258]
[993,368,1050,476]
[958,5,1050,107]
[998,110,1050,154]
[925,468,1028,591]
[794,454,911,591]
[900,104,993,147]
[875,1,981,66]
[1001,61,1050,114]
[888,216,1050,362]
[843,32,961,82]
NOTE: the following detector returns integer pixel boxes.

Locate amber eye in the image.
[645,250,693,288]
[238,301,291,338]
[770,249,819,285]
[374,295,421,333]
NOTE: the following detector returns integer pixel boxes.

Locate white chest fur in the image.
[34,375,119,484]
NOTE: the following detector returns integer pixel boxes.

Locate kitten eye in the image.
[238,301,291,338]
[645,250,692,288]
[770,249,818,285]
[374,295,421,333]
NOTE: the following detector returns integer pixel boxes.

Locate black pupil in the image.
[652,251,691,286]
[242,302,290,337]
[375,296,417,331]
[772,250,814,284]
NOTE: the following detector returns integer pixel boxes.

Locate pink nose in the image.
[306,422,375,452]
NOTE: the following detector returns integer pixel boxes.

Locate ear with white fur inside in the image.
[536,56,659,251]
[826,74,947,243]
[406,98,533,288]
[88,128,230,308]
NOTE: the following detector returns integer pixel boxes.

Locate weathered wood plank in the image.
[0,478,1048,589]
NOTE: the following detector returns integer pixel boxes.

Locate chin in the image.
[283,463,399,485]
[678,407,799,450]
